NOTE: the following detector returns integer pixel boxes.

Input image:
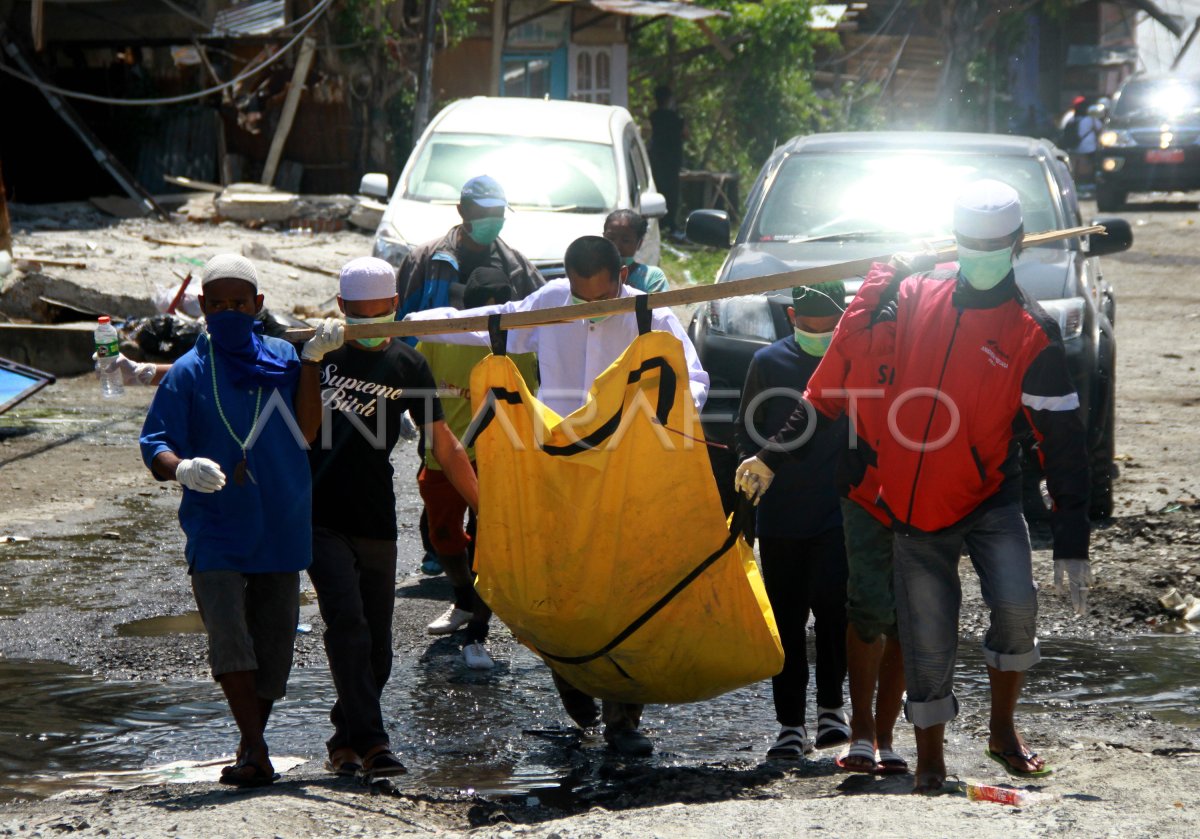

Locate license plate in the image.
[1146,149,1185,164]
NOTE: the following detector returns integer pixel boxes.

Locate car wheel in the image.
[1089,384,1116,520]
[1096,184,1127,212]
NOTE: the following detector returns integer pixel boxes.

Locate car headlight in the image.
[372,234,410,268]
[1040,297,1086,341]
[1099,130,1135,148]
[707,295,777,342]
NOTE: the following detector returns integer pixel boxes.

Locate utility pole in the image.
[412,0,438,145]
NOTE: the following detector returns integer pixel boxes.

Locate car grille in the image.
[1129,128,1200,146]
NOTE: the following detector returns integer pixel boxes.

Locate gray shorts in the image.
[191,570,300,700]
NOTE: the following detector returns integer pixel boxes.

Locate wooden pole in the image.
[0,158,11,256]
[261,35,316,187]
[286,225,1105,342]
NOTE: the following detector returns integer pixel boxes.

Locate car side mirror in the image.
[1087,217,1132,257]
[640,190,667,218]
[360,173,390,199]
[686,209,730,249]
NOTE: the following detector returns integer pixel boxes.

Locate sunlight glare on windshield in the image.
[406,133,618,211]
[754,152,1056,241]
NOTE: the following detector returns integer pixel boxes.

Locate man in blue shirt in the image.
[140,254,341,787]
[735,282,850,760]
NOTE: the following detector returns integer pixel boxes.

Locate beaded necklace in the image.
[207,335,262,486]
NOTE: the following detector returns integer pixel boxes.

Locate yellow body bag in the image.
[467,328,783,704]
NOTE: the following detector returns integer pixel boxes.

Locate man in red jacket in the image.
[737,180,1091,792]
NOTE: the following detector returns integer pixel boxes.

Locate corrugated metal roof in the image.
[572,0,730,22]
[211,0,287,36]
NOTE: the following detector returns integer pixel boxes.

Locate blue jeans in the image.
[893,502,1040,729]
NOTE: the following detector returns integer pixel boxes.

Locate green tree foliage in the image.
[321,0,483,174]
[629,0,866,194]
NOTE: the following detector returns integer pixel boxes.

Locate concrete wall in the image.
[0,322,95,376]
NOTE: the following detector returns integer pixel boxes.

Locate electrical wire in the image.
[0,0,333,106]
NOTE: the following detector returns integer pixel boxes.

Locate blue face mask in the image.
[794,328,834,357]
[466,217,505,246]
[571,292,612,324]
[205,309,257,353]
[345,312,396,348]
[621,256,636,267]
[958,245,1014,291]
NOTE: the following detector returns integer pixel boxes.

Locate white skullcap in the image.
[201,253,258,289]
[339,256,397,301]
[953,179,1023,241]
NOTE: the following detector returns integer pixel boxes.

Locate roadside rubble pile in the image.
[1159,587,1200,622]
[0,197,376,377]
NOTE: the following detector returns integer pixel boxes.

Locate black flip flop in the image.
[219,759,279,788]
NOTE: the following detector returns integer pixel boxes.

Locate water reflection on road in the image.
[0,633,1197,801]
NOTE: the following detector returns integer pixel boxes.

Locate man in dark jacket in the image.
[736,180,1090,793]
[735,281,850,760]
[396,175,545,321]
[395,174,545,576]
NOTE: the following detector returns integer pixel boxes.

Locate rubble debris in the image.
[143,234,204,248]
[1159,587,1200,622]
[34,295,108,323]
[163,175,224,193]
[15,257,87,271]
[128,314,204,360]
[349,196,387,232]
[215,183,301,223]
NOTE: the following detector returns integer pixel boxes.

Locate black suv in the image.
[1096,75,1200,211]
[687,131,1132,519]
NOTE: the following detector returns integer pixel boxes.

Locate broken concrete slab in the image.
[0,270,154,321]
[0,322,96,376]
[349,196,386,232]
[215,184,301,223]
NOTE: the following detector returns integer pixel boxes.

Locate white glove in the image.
[1053,558,1094,616]
[301,318,345,362]
[175,457,227,493]
[734,456,775,506]
[93,352,156,386]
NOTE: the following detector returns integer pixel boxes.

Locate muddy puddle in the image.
[1,633,1197,803]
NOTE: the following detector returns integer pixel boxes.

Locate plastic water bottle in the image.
[94,316,124,398]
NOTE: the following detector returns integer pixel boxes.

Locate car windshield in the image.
[404,132,618,212]
[752,151,1061,244]
[1113,80,1200,118]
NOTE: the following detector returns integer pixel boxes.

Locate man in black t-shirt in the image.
[308,256,479,779]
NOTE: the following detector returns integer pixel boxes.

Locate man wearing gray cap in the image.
[737,180,1091,792]
[395,175,545,321]
[140,253,344,787]
[393,174,545,577]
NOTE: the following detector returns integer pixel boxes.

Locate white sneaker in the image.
[427,606,473,635]
[462,642,495,670]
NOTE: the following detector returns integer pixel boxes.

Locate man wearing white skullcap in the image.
[306,256,479,779]
[736,179,1090,792]
[140,252,339,787]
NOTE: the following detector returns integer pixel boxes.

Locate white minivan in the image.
[361,97,667,279]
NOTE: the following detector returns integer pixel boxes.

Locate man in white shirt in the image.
[406,235,710,756]
[405,236,709,417]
